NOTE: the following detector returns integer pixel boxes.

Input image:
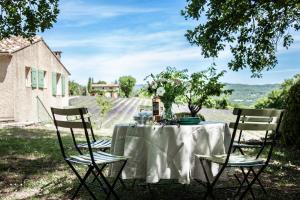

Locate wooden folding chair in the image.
[51,107,129,200]
[195,108,284,200]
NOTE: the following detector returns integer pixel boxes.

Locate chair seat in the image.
[78,139,111,149]
[67,151,129,165]
[195,154,265,167]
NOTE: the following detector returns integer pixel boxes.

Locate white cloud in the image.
[63,46,205,84]
[46,30,185,51]
[46,26,233,85]
[58,0,162,26]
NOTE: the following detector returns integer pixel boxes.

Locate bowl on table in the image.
[178,117,201,125]
[134,112,152,125]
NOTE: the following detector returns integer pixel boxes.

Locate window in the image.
[56,73,62,96]
[52,72,66,96]
[61,75,65,96]
[25,67,31,87]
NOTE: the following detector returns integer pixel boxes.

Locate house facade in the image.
[0,36,70,123]
[91,83,119,98]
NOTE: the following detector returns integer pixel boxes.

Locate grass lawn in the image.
[0,128,299,199]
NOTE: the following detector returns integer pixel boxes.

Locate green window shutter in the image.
[38,70,44,89]
[31,68,37,88]
[61,75,65,96]
[52,72,57,96]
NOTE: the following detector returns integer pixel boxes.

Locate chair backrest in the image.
[226,108,284,164]
[51,107,95,161]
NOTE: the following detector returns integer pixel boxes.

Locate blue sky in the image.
[41,0,300,85]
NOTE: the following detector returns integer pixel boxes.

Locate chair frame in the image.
[196,108,284,200]
[66,109,111,153]
[51,107,127,200]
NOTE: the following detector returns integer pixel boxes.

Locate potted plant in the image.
[182,67,232,117]
[145,67,188,120]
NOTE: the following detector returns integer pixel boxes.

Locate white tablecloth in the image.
[110,122,231,184]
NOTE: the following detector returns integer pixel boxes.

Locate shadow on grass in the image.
[0,128,300,199]
[0,128,93,199]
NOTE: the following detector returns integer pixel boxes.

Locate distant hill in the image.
[225,83,280,106]
[135,83,280,106]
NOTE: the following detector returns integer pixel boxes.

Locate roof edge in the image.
[9,37,71,76]
[40,39,71,75]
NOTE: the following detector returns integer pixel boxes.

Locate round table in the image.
[110,122,231,184]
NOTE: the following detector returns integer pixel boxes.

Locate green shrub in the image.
[281,77,300,146]
[96,96,112,128]
[254,74,300,147]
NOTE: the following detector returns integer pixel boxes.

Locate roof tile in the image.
[0,36,42,53]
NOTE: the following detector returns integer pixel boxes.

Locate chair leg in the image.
[234,167,251,198]
[239,166,266,200]
[241,167,255,199]
[92,164,107,183]
[91,167,108,194]
[199,159,212,199]
[94,160,127,200]
[199,159,227,200]
[106,160,128,199]
[67,162,97,200]
[250,167,267,194]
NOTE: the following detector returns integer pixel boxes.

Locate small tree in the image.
[96,96,112,128]
[0,0,59,39]
[87,77,92,94]
[183,67,232,117]
[69,80,84,96]
[119,76,136,98]
[96,80,107,84]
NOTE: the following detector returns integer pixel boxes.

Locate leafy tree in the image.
[182,0,300,77]
[183,67,232,117]
[254,74,300,146]
[69,80,84,96]
[96,96,112,128]
[119,76,136,98]
[203,96,230,109]
[0,0,59,39]
[255,90,286,109]
[215,96,230,109]
[96,80,107,84]
[254,74,300,109]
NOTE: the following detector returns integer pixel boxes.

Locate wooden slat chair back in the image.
[58,107,111,153]
[231,108,283,158]
[51,107,128,200]
[51,107,93,159]
[195,108,284,199]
